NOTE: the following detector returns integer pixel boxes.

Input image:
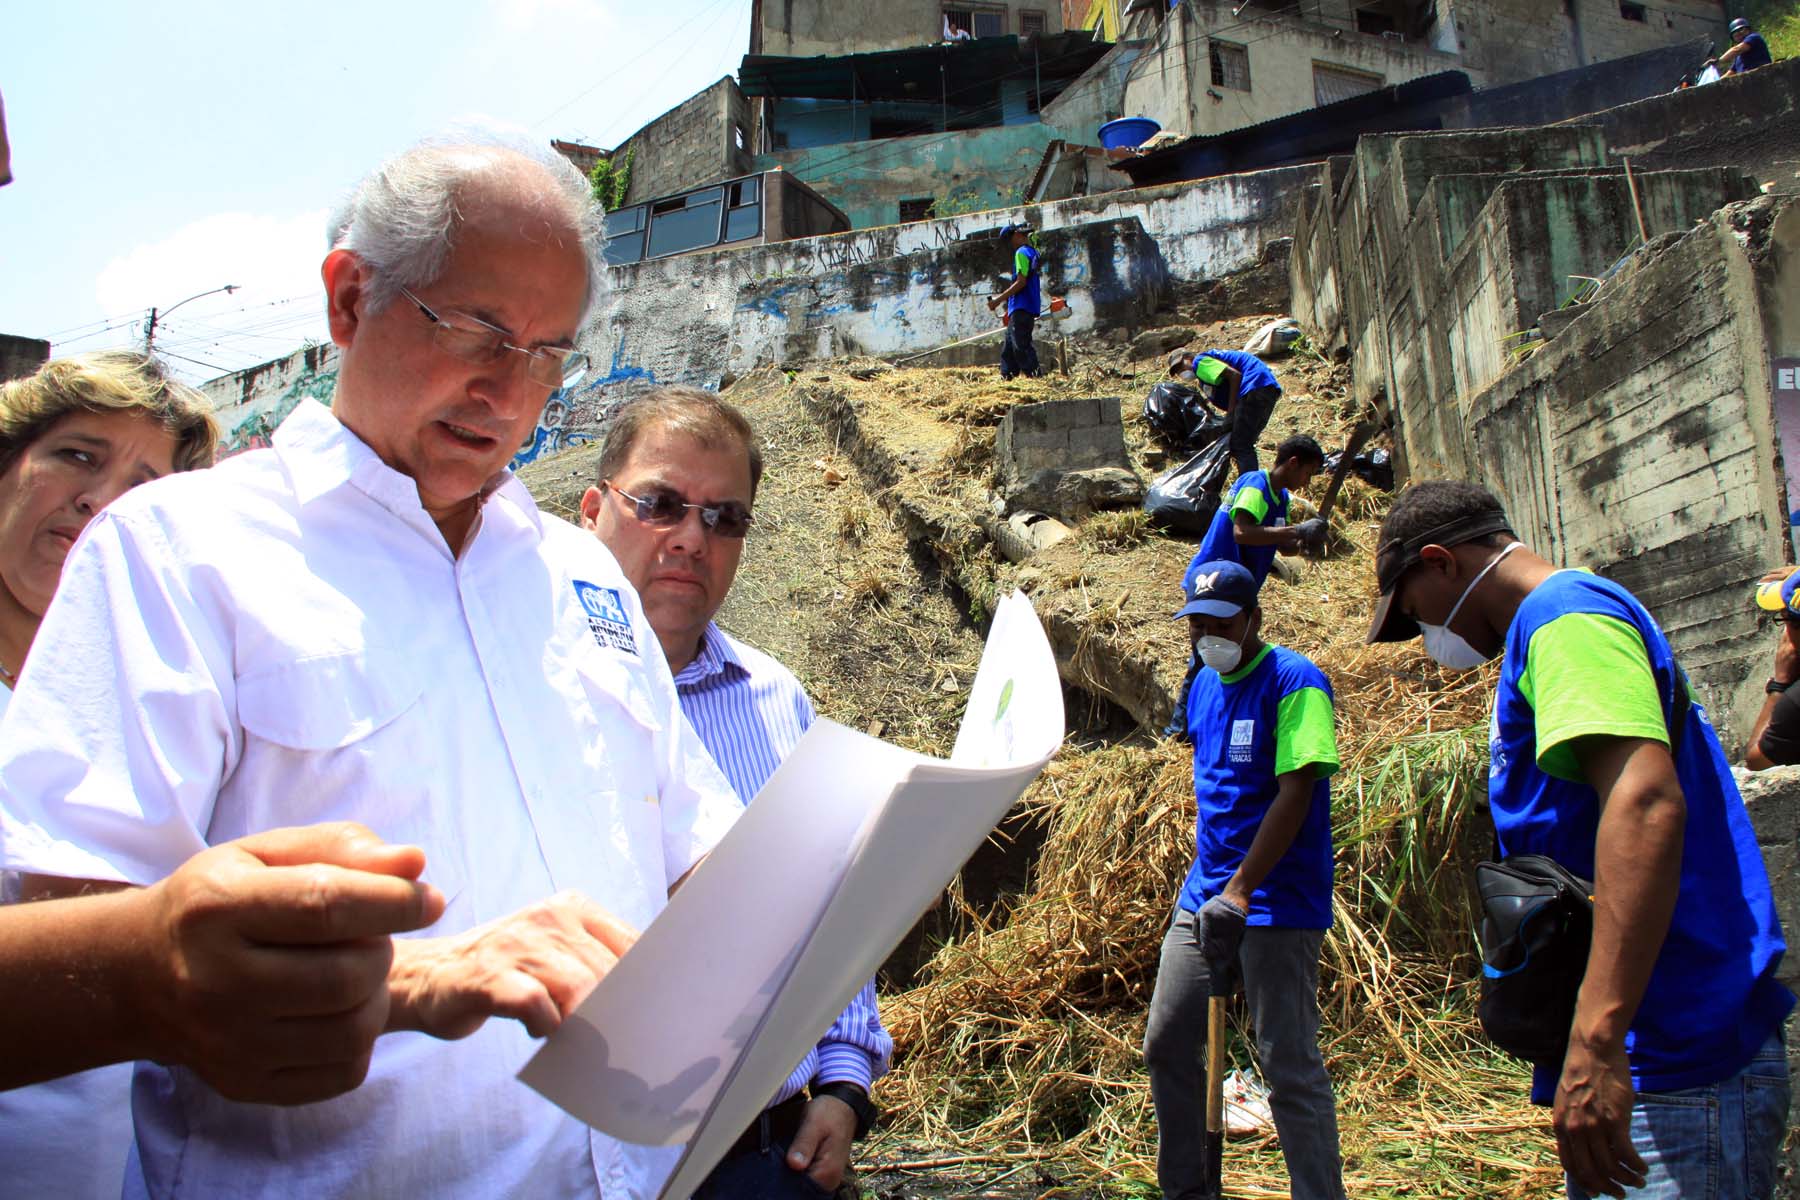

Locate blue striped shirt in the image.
[674,623,893,1103]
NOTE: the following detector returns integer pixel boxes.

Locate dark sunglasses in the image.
[606,482,754,539]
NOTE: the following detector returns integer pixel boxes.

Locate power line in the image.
[532,0,752,134]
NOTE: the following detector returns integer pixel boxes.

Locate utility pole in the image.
[144,283,239,353]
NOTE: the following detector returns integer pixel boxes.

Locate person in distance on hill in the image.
[1145,560,1347,1200]
[1169,346,1284,479]
[1716,16,1773,73]
[988,222,1043,381]
[1368,479,1792,1200]
[585,385,891,1198]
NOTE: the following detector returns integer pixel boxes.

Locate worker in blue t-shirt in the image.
[987,222,1042,380]
[1716,16,1773,72]
[1369,480,1793,1200]
[1187,435,1327,593]
[1145,560,1347,1200]
[1170,346,1283,477]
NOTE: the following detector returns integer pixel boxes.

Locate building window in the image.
[733,123,746,150]
[723,178,762,243]
[943,6,1006,37]
[1210,40,1251,91]
[647,186,725,259]
[1354,5,1398,33]
[602,205,648,266]
[1313,62,1384,106]
[1619,1,1646,19]
[898,198,936,223]
[1020,8,1046,35]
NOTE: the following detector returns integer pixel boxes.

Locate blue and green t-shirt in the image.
[1181,643,1338,928]
[1192,349,1279,395]
[1008,245,1042,317]
[1492,570,1793,1098]
[1187,470,1288,591]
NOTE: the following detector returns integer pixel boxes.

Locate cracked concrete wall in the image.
[1467,196,1798,753]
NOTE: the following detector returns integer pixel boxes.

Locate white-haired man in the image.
[0,135,741,1197]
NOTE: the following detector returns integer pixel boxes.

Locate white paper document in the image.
[519,590,1064,1197]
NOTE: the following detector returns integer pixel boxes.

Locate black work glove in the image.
[1293,517,1328,555]
[1197,895,1247,991]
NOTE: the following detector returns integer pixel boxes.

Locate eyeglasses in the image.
[606,482,754,539]
[398,286,589,388]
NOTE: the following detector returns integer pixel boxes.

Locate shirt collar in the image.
[674,623,750,689]
[272,399,543,538]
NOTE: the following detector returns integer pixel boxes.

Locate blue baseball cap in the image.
[1174,560,1258,620]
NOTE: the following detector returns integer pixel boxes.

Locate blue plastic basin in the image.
[1098,117,1161,150]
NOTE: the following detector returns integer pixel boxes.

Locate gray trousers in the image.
[1226,384,1281,476]
[1143,908,1345,1200]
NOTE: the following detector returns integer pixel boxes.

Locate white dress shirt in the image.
[0,399,742,1199]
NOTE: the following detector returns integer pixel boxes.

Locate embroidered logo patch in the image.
[574,580,638,656]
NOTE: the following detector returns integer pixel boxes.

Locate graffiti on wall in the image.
[509,342,662,469]
[220,363,339,457]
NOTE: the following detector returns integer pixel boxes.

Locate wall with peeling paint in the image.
[756,124,1062,231]
[577,162,1318,413]
[200,343,341,457]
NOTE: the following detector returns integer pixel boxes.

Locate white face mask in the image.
[1196,632,1245,674]
[1418,542,1519,670]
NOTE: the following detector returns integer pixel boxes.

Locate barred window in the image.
[1210,40,1251,91]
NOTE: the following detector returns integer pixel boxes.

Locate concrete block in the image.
[1066,424,1130,464]
[1051,467,1143,523]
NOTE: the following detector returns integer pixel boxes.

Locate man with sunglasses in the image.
[583,385,890,1199]
[0,136,743,1199]
[1369,480,1791,1200]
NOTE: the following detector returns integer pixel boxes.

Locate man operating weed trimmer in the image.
[1144,561,1348,1200]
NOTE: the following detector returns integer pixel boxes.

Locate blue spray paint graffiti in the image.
[509,343,659,469]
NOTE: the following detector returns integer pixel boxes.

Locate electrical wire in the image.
[532,0,753,133]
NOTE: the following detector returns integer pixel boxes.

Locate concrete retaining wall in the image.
[1292,123,1790,746]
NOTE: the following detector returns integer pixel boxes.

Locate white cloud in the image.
[93,209,331,376]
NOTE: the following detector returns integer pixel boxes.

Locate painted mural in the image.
[218,361,339,458]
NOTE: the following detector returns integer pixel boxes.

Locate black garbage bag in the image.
[1321,447,1396,491]
[1143,439,1232,534]
[1144,382,1227,451]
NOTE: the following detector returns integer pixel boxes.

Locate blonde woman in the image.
[0,350,217,1199]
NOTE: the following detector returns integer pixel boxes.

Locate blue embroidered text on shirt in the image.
[573,580,638,656]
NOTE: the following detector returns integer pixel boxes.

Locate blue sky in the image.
[1,0,753,381]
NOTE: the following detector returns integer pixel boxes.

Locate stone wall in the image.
[617,77,755,207]
[199,342,341,457]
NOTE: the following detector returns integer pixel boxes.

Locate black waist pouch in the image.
[1475,854,1594,1064]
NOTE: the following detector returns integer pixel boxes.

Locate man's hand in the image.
[1553,1031,1647,1198]
[1775,620,1800,685]
[786,1093,859,1190]
[386,891,637,1041]
[137,822,446,1105]
[1197,894,1248,981]
[986,295,1001,312]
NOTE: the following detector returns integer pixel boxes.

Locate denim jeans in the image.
[1564,1031,1790,1200]
[691,1143,836,1200]
[1225,384,1280,477]
[1143,908,1346,1200]
[1000,310,1040,379]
